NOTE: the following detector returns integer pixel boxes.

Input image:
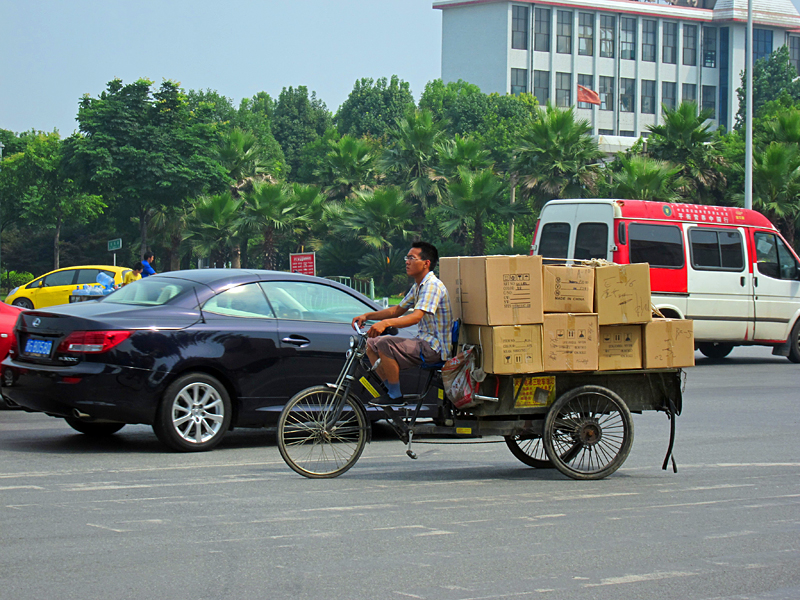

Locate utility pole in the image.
[745,0,753,210]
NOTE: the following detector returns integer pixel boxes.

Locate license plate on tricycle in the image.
[24,338,53,357]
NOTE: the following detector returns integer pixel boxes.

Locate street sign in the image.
[108,238,123,252]
[290,252,316,276]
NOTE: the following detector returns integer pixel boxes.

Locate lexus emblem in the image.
[32,318,41,328]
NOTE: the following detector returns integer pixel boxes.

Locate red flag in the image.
[577,84,601,105]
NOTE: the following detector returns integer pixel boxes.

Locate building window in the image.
[641,80,656,114]
[534,70,550,103]
[753,28,773,62]
[512,5,529,50]
[662,81,677,111]
[511,68,528,95]
[702,85,716,117]
[600,15,615,58]
[683,83,697,103]
[600,76,614,111]
[534,8,551,52]
[790,36,800,75]
[620,78,635,112]
[578,12,593,56]
[557,10,572,54]
[556,72,572,107]
[598,128,615,135]
[578,74,594,109]
[663,22,677,64]
[642,20,656,62]
[683,24,697,66]
[703,27,717,68]
[620,130,636,137]
[620,17,636,60]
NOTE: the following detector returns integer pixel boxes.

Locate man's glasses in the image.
[404,255,426,262]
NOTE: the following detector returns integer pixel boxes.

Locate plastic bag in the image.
[441,345,481,409]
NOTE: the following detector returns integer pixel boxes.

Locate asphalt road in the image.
[1,347,798,600]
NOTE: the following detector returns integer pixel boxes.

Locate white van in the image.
[531,199,800,362]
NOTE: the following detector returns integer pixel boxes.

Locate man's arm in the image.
[352,304,408,330]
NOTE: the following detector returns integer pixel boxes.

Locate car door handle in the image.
[740,276,745,287]
[282,335,311,347]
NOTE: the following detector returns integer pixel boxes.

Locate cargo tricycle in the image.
[276,323,682,480]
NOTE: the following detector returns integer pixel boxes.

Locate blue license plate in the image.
[24,338,53,357]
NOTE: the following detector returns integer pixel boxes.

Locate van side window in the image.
[755,231,799,280]
[629,223,684,268]
[539,222,570,259]
[689,228,744,271]
[575,223,608,260]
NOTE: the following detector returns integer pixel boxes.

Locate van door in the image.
[685,226,754,342]
[535,202,614,260]
[752,231,800,342]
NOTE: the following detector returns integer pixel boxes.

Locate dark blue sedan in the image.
[2,270,434,451]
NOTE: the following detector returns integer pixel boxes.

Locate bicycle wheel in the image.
[504,434,553,469]
[277,385,369,478]
[543,385,633,481]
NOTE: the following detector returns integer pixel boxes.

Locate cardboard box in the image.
[542,313,599,372]
[599,325,642,371]
[464,324,543,375]
[543,265,595,313]
[439,255,543,326]
[594,263,653,325]
[643,319,695,368]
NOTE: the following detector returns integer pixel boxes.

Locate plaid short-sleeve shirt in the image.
[399,271,454,360]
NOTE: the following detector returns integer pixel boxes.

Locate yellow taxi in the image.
[5,265,131,309]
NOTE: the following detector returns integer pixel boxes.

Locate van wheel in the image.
[788,320,800,364]
[697,342,734,360]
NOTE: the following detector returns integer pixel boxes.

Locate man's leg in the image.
[366,339,406,399]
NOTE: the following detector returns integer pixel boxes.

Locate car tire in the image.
[697,342,734,360]
[788,320,800,364]
[12,298,33,309]
[64,417,125,437]
[153,373,232,452]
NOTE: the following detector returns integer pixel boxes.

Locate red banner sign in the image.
[290,252,316,276]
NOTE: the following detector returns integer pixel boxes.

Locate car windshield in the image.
[104,278,192,305]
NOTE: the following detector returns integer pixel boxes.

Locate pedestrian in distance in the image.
[141,252,157,278]
[123,262,144,286]
[352,241,453,399]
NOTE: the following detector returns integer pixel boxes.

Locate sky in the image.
[0,0,443,136]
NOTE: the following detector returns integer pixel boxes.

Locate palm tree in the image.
[329,186,415,258]
[438,168,527,255]
[434,134,493,181]
[241,181,304,270]
[512,104,603,208]
[763,109,800,145]
[187,193,242,268]
[289,182,327,252]
[380,108,446,209]
[751,142,800,247]
[313,135,377,201]
[647,101,727,204]
[217,128,272,194]
[600,155,685,203]
[148,205,191,271]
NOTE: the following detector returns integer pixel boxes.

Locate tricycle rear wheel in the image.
[504,435,553,469]
[277,385,369,478]
[543,385,633,480]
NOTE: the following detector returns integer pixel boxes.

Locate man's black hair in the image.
[412,241,439,270]
[143,251,154,261]
[132,262,144,271]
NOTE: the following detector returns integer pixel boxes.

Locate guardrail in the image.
[325,276,375,300]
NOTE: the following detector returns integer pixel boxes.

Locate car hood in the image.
[19,303,202,331]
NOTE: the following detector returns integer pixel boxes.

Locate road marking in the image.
[0,485,44,490]
[584,571,697,587]
[413,530,454,536]
[86,523,131,533]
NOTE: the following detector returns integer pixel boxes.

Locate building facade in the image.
[435,0,800,135]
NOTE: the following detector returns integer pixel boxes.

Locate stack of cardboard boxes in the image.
[439,255,694,374]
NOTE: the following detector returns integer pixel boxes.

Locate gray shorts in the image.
[367,336,442,370]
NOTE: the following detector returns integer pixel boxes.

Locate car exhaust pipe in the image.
[72,409,92,419]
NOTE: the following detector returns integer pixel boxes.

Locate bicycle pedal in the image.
[406,450,417,460]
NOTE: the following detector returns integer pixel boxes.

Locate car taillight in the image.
[56,330,132,354]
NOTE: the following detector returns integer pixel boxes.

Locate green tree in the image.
[314,135,378,201]
[70,78,227,258]
[2,132,105,269]
[750,143,800,246]
[647,102,727,204]
[187,193,242,268]
[599,155,684,203]
[335,75,415,138]
[241,182,304,269]
[271,86,332,178]
[736,45,800,127]
[438,168,526,255]
[512,104,603,207]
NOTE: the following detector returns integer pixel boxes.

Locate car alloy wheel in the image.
[154,373,232,452]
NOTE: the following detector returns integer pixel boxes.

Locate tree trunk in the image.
[53,214,62,270]
[263,226,274,270]
[473,217,484,256]
[139,208,149,261]
[240,235,249,268]
[231,243,241,269]
[169,231,181,271]
[508,172,518,247]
